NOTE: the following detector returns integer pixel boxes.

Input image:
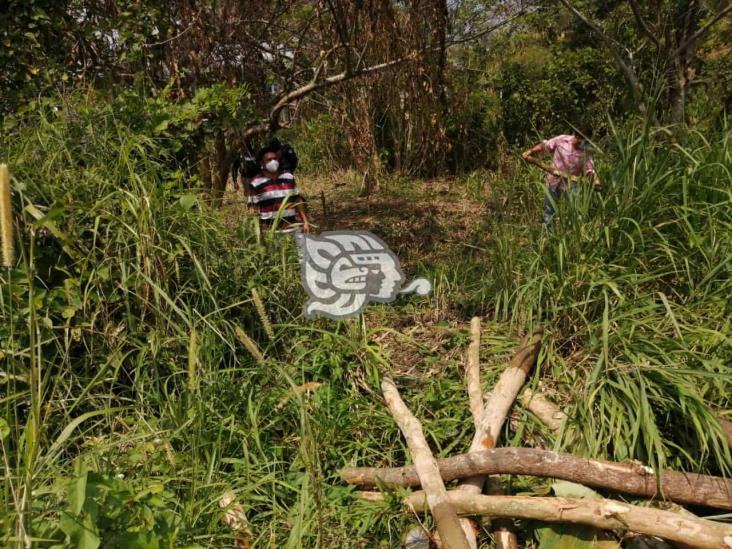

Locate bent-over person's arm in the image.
[521,142,546,160]
[290,174,311,233]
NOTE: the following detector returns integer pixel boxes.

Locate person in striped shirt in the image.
[248,144,310,233]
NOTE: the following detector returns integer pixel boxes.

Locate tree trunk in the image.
[199,148,212,194]
[667,0,702,125]
[338,447,732,510]
[210,132,229,206]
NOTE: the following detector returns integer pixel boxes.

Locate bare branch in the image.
[677,3,732,54]
[520,389,566,432]
[465,317,483,428]
[339,446,732,510]
[627,0,660,46]
[242,55,412,138]
[446,12,527,47]
[557,0,649,115]
[404,493,732,549]
[381,378,472,549]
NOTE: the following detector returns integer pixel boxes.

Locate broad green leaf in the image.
[59,512,100,549]
[551,481,602,500]
[68,466,88,515]
[537,524,618,549]
[179,194,197,210]
[154,119,170,133]
[0,418,9,440]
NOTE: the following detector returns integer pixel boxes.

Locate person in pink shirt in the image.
[522,133,601,225]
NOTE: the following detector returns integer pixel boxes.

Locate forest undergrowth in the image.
[1,96,731,547]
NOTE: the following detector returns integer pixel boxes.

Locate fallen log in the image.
[404,492,732,549]
[453,332,541,549]
[459,318,517,549]
[485,477,518,549]
[467,331,543,456]
[338,447,732,510]
[381,378,471,549]
[520,389,567,432]
[458,330,542,499]
[721,417,732,450]
[459,317,483,549]
[465,317,483,430]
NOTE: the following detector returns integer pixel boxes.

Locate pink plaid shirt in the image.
[542,134,595,191]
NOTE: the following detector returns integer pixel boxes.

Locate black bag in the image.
[242,156,259,178]
[232,155,259,180]
[278,143,299,173]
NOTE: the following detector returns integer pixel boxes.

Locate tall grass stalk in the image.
[0,164,14,267]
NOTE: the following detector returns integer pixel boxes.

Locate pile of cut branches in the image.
[338,319,732,548]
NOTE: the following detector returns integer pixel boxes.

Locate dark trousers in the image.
[543,185,577,225]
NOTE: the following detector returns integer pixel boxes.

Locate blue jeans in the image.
[543,185,577,225]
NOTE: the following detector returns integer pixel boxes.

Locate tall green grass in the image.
[0,94,398,547]
[1,92,730,548]
[446,125,732,474]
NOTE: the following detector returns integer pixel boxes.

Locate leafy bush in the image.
[51,465,180,549]
[287,112,351,175]
[0,92,309,546]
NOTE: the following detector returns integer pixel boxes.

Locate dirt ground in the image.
[224,170,492,267]
[222,170,503,376]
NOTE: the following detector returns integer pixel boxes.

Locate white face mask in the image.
[264,159,279,172]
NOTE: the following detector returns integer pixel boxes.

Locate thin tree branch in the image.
[677,3,732,54]
[627,0,660,47]
[465,317,483,429]
[557,0,649,115]
[446,11,527,47]
[242,55,412,138]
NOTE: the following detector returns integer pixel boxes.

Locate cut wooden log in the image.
[338,447,732,510]
[459,317,483,549]
[465,317,483,430]
[381,378,471,549]
[432,520,479,549]
[457,330,542,502]
[520,389,567,432]
[404,492,732,549]
[466,331,542,460]
[486,477,518,549]
[721,417,732,450]
[460,318,517,549]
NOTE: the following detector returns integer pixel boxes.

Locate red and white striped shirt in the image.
[247,171,305,227]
